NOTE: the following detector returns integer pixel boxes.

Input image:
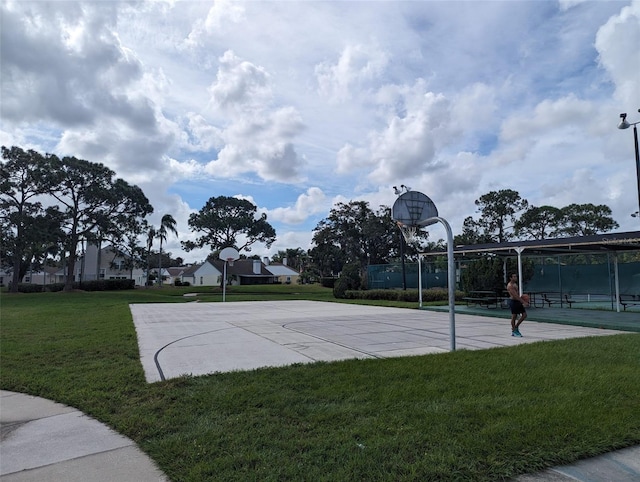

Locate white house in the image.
[180,261,222,287]
[77,244,146,286]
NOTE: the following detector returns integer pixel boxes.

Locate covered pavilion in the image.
[421,230,640,312]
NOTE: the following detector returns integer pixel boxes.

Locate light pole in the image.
[618,109,640,219]
[393,185,412,290]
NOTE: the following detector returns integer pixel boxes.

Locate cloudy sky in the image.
[2,0,639,263]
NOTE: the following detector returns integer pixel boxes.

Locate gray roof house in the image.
[210,259,277,285]
[264,263,300,284]
[180,261,222,287]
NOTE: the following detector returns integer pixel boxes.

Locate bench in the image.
[463,291,499,309]
[542,293,575,308]
[619,295,640,311]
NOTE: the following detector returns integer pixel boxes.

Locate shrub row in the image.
[14,279,136,293]
[341,287,465,303]
[321,277,338,288]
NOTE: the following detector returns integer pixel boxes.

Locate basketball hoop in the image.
[397,221,418,244]
[219,247,240,302]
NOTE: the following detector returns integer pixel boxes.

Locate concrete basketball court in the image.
[130,300,624,383]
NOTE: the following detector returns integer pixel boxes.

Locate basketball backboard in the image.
[219,247,239,262]
[391,191,438,227]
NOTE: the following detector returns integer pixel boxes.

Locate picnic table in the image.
[463,290,499,309]
[524,291,547,308]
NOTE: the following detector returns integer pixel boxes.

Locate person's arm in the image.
[507,284,524,302]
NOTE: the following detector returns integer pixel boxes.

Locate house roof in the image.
[211,259,275,278]
[166,267,186,277]
[265,264,300,276]
[181,264,203,276]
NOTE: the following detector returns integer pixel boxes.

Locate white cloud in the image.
[2,0,639,261]
[199,51,306,182]
[183,0,245,48]
[315,43,389,102]
[209,50,272,111]
[267,187,328,225]
[595,1,640,104]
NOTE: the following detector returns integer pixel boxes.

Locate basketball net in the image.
[226,258,234,267]
[397,222,418,244]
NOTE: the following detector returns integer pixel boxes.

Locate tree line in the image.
[1,146,280,292]
[306,190,620,279]
[2,145,622,292]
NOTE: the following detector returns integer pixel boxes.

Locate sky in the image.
[1,0,639,264]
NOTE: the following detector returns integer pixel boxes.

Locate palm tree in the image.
[145,226,156,288]
[157,214,178,286]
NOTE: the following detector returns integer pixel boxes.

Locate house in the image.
[165,267,187,285]
[0,266,62,286]
[180,261,222,287]
[77,244,146,286]
[2,244,145,287]
[263,260,301,284]
[210,259,277,286]
[22,266,62,285]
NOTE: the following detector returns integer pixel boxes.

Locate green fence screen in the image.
[368,255,640,296]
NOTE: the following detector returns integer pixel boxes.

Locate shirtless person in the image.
[507,273,527,337]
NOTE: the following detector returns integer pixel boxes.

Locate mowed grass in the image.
[1,286,639,481]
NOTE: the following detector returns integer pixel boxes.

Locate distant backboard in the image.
[392,191,438,227]
[219,247,240,261]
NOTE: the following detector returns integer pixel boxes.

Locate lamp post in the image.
[618,109,640,219]
[393,185,412,290]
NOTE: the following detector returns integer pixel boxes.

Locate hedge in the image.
[341,287,465,303]
[14,279,136,293]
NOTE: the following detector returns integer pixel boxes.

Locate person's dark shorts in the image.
[509,299,526,315]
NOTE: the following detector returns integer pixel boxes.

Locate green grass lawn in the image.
[1,285,639,481]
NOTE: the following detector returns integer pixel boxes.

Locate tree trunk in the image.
[10,257,21,293]
[64,238,78,292]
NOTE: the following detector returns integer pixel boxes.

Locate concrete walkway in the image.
[0,390,167,481]
[515,445,640,481]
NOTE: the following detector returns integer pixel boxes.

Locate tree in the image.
[460,256,534,293]
[113,218,150,281]
[183,196,276,254]
[308,232,346,277]
[0,146,61,292]
[454,216,495,246]
[311,201,417,277]
[333,262,362,298]
[558,203,619,236]
[474,189,528,243]
[145,225,156,287]
[48,155,153,291]
[270,248,308,272]
[157,214,178,286]
[514,206,563,240]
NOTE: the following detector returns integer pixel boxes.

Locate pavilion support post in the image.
[418,254,423,308]
[515,247,525,296]
[613,253,621,313]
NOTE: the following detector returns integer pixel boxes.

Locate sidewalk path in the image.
[0,390,167,481]
[515,445,640,481]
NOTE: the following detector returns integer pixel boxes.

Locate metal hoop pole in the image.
[428,217,456,351]
[222,261,227,302]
